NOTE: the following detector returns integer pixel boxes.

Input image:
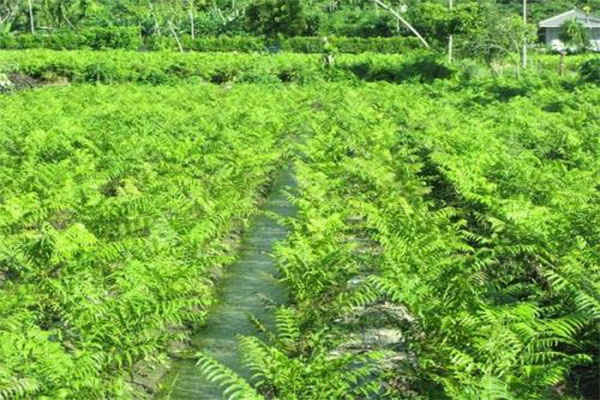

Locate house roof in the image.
[539,9,600,28]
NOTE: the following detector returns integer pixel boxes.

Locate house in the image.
[539,9,600,51]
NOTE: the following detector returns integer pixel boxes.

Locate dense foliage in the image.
[559,19,591,52]
[0,27,142,50]
[1,48,599,400]
[195,82,600,399]
[0,32,421,53]
[0,84,298,399]
[578,56,600,82]
[0,49,455,84]
[2,0,599,39]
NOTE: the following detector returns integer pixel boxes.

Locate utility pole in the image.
[448,0,453,62]
[522,0,527,69]
[28,0,35,34]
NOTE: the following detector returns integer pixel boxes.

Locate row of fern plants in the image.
[197,83,599,399]
[0,84,299,399]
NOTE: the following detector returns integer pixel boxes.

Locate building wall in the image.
[545,27,600,51]
[545,28,563,50]
[590,28,600,51]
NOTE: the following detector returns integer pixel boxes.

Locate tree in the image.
[0,0,19,32]
[244,0,309,37]
[559,19,590,52]
[406,2,456,44]
[460,1,535,75]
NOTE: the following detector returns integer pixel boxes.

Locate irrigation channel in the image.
[155,165,297,399]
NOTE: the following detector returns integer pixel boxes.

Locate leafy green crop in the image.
[0,83,303,399]
[0,49,454,85]
[1,74,598,400]
[217,83,600,399]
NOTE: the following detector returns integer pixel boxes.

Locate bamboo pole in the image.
[373,0,429,48]
[168,20,184,52]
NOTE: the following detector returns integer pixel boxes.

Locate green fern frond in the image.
[195,352,264,400]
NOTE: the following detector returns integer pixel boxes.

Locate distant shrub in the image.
[0,27,141,50]
[279,36,421,54]
[399,54,455,82]
[244,0,310,37]
[1,31,421,54]
[343,53,454,83]
[456,59,488,83]
[152,35,421,53]
[81,27,141,50]
[183,36,265,52]
[578,58,600,83]
[0,49,454,85]
[83,62,119,83]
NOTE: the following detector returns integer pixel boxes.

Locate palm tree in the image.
[559,19,590,53]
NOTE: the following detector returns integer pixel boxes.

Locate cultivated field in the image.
[1,52,599,399]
